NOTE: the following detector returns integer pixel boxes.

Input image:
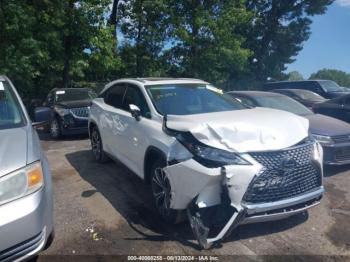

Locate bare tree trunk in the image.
[62,0,74,89]
[109,0,121,39]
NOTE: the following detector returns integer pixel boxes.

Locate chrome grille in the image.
[243,143,322,204]
[70,107,89,118]
[332,135,350,144]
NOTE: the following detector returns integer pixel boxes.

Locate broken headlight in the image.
[176,132,251,167]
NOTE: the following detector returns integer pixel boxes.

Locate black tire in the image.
[50,117,61,139]
[150,158,179,224]
[90,126,109,163]
[43,229,55,250]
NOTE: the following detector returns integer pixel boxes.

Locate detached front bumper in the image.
[164,141,324,249]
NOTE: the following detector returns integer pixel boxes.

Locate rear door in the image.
[99,83,127,157]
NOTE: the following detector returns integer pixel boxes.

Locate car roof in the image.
[102,78,210,93]
[273,89,317,94]
[228,91,284,97]
[51,87,92,92]
[264,80,330,84]
[116,77,208,85]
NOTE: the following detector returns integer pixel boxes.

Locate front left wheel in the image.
[90,126,109,163]
[50,117,61,139]
[150,159,179,224]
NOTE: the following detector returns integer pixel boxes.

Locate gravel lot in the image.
[37,133,350,260]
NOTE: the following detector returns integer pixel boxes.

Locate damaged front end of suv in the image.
[161,109,324,249]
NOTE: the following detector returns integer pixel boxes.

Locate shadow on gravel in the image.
[323,164,350,177]
[66,149,309,250]
[37,129,89,142]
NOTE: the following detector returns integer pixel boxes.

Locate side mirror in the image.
[32,107,51,128]
[129,104,141,121]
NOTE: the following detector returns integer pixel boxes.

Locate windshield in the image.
[293,90,326,102]
[254,95,313,116]
[55,89,97,103]
[0,81,26,130]
[146,84,246,115]
[319,81,344,92]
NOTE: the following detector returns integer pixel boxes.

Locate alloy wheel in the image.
[91,129,101,160]
[50,119,59,138]
[151,167,172,218]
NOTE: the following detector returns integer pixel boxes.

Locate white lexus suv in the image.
[88,78,324,249]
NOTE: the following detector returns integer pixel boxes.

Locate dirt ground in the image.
[37,132,350,261]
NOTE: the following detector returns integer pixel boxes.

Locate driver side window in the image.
[123,85,151,118]
[104,84,127,109]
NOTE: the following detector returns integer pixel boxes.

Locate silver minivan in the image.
[0,76,53,261]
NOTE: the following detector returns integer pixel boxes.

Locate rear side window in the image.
[0,81,26,130]
[104,84,127,109]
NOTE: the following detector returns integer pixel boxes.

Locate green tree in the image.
[165,0,252,85]
[310,69,350,87]
[244,0,334,81]
[0,0,122,98]
[287,71,304,81]
[119,0,169,77]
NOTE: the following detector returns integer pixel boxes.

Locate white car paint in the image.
[89,78,324,249]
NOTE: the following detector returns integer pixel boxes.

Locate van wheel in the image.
[90,126,108,163]
[50,117,61,139]
[150,159,179,224]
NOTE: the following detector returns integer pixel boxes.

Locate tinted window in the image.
[55,89,97,102]
[0,81,26,130]
[232,95,256,107]
[292,90,326,102]
[254,95,313,116]
[146,84,245,115]
[319,81,343,92]
[123,85,151,118]
[104,84,127,109]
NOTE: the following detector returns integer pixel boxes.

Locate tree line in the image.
[0,0,334,98]
[287,69,350,88]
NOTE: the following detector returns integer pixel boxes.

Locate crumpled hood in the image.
[0,127,27,177]
[305,114,350,136]
[166,107,309,152]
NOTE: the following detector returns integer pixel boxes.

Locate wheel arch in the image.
[88,121,98,138]
[144,146,167,184]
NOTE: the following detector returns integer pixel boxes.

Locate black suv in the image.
[41,88,97,138]
[264,80,350,99]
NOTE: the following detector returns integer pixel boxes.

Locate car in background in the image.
[264,80,350,99]
[0,76,53,261]
[313,94,350,124]
[89,78,324,248]
[41,88,97,139]
[272,89,327,109]
[228,91,350,165]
